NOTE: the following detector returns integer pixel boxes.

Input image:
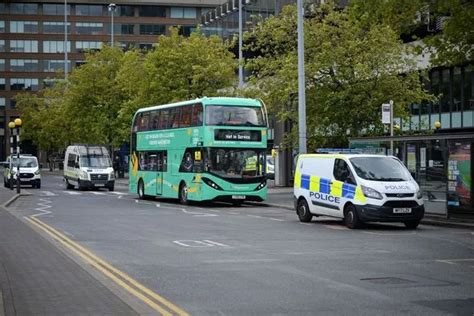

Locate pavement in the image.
[0,184,138,315]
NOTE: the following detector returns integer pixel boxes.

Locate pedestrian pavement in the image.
[0,187,138,315]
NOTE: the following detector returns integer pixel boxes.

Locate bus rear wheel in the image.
[179,182,189,205]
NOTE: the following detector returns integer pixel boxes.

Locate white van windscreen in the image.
[350,157,411,182]
[80,156,111,168]
[11,157,38,168]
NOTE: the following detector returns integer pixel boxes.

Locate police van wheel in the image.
[344,204,360,229]
[297,198,312,222]
[403,220,420,229]
[66,179,74,190]
[179,182,189,205]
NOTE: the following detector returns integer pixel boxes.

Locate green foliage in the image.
[246,4,432,151]
[17,30,236,151]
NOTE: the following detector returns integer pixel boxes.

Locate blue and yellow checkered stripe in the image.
[295,171,366,203]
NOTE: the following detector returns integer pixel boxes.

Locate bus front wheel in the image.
[138,180,146,200]
[179,182,189,205]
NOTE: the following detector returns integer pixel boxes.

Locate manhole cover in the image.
[360,277,415,285]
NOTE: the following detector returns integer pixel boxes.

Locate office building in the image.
[0,0,224,160]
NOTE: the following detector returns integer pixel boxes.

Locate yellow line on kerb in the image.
[25,216,189,316]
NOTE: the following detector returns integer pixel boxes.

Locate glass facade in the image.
[10,3,38,15]
[75,22,104,35]
[0,40,4,52]
[43,41,71,53]
[171,7,197,19]
[0,98,5,107]
[11,40,39,53]
[107,24,135,35]
[0,59,4,72]
[76,41,102,52]
[139,6,166,17]
[10,21,39,33]
[44,22,71,34]
[44,60,72,72]
[139,24,166,35]
[43,4,70,15]
[10,78,39,91]
[76,5,103,16]
[0,79,4,90]
[10,59,39,72]
[0,21,5,33]
[118,6,134,17]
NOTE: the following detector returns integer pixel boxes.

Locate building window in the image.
[10,78,39,91]
[0,78,4,90]
[0,98,5,107]
[44,22,71,34]
[170,7,196,19]
[139,43,153,50]
[0,59,4,71]
[76,5,103,16]
[43,41,71,53]
[140,24,166,35]
[11,40,39,53]
[108,24,134,35]
[10,59,39,72]
[178,26,195,37]
[76,41,102,52]
[10,21,39,33]
[75,22,104,35]
[119,6,134,16]
[464,65,474,111]
[0,21,4,33]
[43,4,70,15]
[139,6,166,17]
[0,4,5,14]
[44,60,71,72]
[11,3,38,15]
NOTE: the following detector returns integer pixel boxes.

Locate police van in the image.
[64,145,114,191]
[294,154,424,229]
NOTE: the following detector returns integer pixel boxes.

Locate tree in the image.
[245,4,432,150]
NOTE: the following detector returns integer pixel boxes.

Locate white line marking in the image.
[109,191,126,195]
[202,240,230,247]
[64,191,81,195]
[90,192,105,195]
[247,215,263,219]
[41,191,56,196]
[268,217,285,222]
[324,225,347,230]
[31,198,52,217]
[173,240,229,247]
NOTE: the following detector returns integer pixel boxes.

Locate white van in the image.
[3,155,41,188]
[294,154,424,229]
[64,145,114,191]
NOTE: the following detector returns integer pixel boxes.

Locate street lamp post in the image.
[297,0,307,154]
[8,122,15,190]
[238,0,243,88]
[108,3,117,47]
[64,0,68,80]
[9,119,22,193]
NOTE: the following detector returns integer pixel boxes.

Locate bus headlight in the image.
[202,177,223,190]
[254,180,267,191]
[361,185,383,200]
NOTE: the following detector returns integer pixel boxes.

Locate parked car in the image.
[3,154,41,188]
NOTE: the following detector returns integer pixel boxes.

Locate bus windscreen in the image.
[205,105,265,127]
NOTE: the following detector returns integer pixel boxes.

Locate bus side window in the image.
[192,104,203,126]
[150,111,160,130]
[140,113,150,131]
[161,151,167,172]
[160,110,170,129]
[170,107,181,128]
[133,113,141,132]
[180,105,192,128]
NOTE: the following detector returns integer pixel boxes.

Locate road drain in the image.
[361,277,415,285]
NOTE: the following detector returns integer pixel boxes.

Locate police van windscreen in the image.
[80,156,111,168]
[205,105,265,127]
[350,157,411,182]
[11,157,38,168]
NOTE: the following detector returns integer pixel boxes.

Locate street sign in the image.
[382,103,391,124]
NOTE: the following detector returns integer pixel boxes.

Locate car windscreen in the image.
[80,156,111,168]
[10,157,38,168]
[205,105,265,127]
[349,157,411,181]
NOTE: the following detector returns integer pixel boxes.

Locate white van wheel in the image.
[297,198,312,222]
[344,204,360,229]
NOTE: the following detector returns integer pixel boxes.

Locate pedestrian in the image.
[113,155,120,178]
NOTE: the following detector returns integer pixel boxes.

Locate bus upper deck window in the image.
[192,104,203,126]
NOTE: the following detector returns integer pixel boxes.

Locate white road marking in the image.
[268,217,285,222]
[90,192,105,195]
[173,240,229,247]
[247,215,263,219]
[324,225,347,230]
[41,191,56,196]
[436,258,474,266]
[31,198,52,217]
[64,191,81,195]
[109,191,126,195]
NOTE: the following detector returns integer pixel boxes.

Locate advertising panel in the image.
[447,141,472,211]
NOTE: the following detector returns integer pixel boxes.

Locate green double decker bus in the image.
[129,97,269,205]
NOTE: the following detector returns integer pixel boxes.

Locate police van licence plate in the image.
[393,208,411,214]
[232,195,246,200]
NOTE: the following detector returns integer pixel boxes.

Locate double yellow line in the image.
[25,216,189,316]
